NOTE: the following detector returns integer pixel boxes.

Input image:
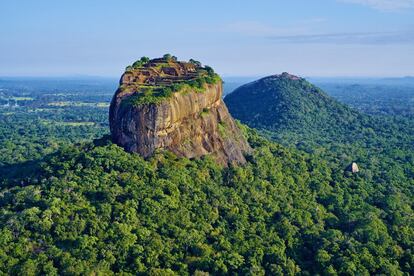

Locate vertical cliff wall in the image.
[109,56,250,166]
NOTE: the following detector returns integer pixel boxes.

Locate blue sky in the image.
[1,0,413,77]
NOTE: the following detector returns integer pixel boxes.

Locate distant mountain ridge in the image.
[308,76,414,86]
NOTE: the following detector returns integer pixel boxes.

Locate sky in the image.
[1,0,414,77]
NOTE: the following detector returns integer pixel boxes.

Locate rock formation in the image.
[346,162,360,173]
[109,56,251,166]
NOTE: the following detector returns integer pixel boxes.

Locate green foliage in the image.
[222,76,414,275]
[204,66,214,75]
[127,87,174,105]
[199,108,209,117]
[131,56,150,69]
[163,53,172,60]
[162,54,177,62]
[0,76,413,275]
[0,77,115,186]
[217,122,228,138]
[121,56,222,106]
[225,75,360,145]
[318,82,414,116]
[128,71,221,106]
[0,127,413,275]
[189,59,202,67]
[224,76,414,172]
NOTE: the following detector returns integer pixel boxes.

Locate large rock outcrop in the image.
[109,56,250,166]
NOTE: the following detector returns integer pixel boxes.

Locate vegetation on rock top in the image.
[119,55,221,106]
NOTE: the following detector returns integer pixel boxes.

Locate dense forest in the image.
[314,79,414,116]
[0,78,413,275]
[224,74,413,175]
[0,78,113,165]
[1,130,413,275]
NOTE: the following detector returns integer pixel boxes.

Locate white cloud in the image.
[339,0,414,11]
[222,20,414,45]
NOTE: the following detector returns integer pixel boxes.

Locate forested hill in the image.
[224,73,367,146]
[1,129,413,275]
[224,73,413,157]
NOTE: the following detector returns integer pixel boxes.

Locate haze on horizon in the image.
[1,0,414,78]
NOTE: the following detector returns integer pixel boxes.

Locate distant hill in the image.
[308,76,414,86]
[379,76,414,85]
[224,72,368,147]
[315,82,414,116]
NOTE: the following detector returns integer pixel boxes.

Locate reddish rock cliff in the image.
[109,56,250,166]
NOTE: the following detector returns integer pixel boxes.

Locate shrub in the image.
[189,59,202,67]
[131,56,150,69]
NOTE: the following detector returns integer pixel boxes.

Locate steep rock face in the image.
[109,57,250,166]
